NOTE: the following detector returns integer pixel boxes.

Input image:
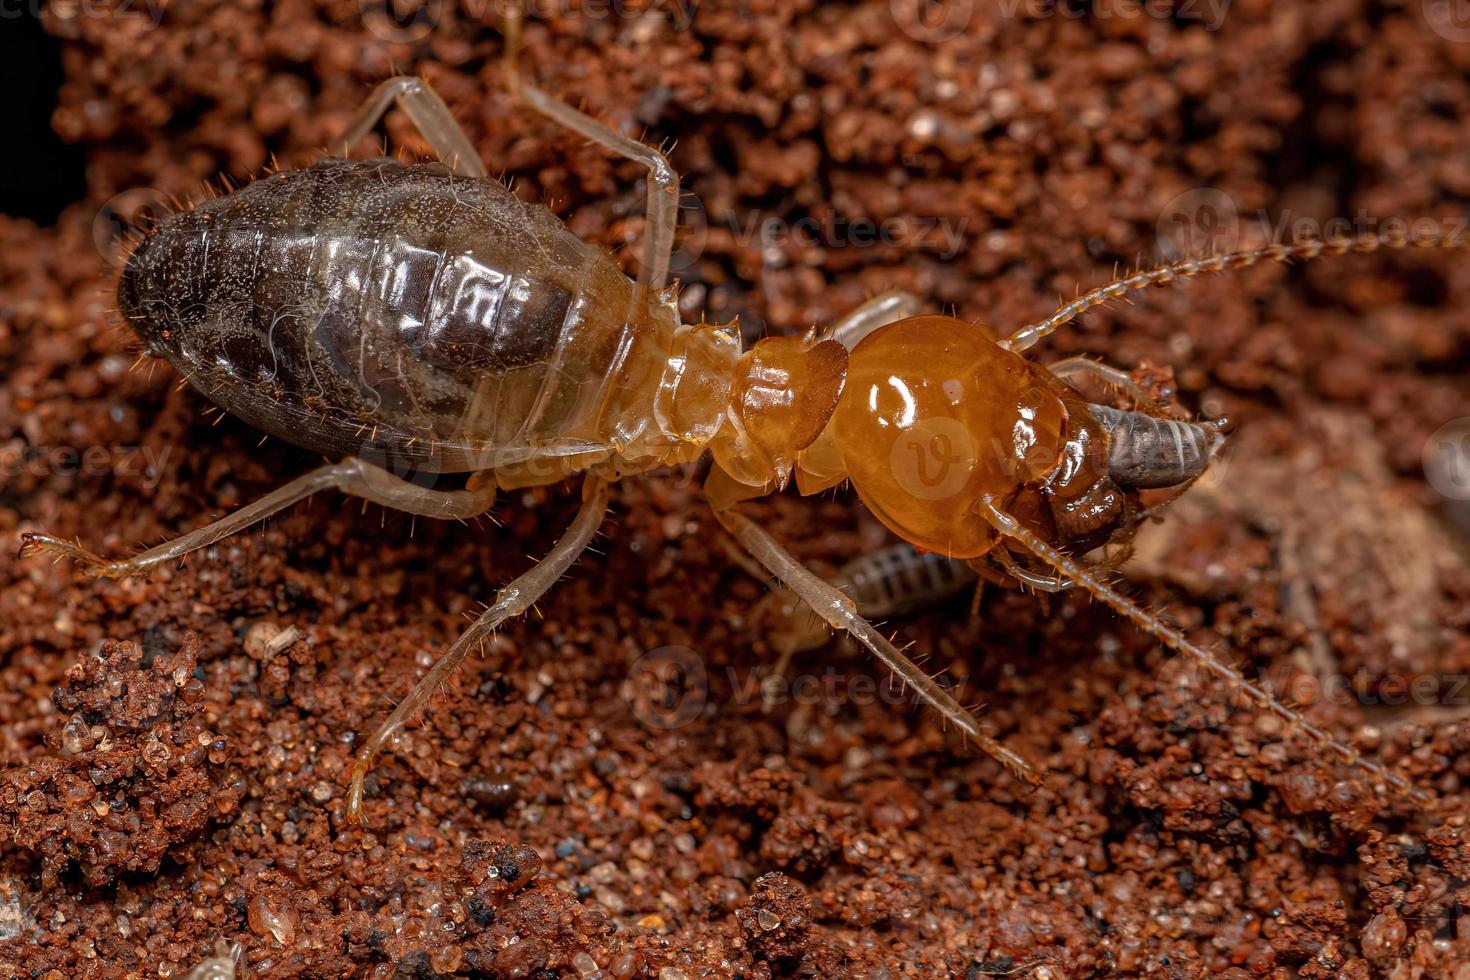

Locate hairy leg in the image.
[503,7,677,300]
[715,504,1042,788]
[991,544,1071,594]
[346,476,613,822]
[818,290,923,350]
[336,75,488,178]
[21,458,497,579]
[760,542,980,656]
[1047,356,1161,412]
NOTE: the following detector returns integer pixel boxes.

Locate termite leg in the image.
[336,76,488,179]
[714,504,1042,788]
[503,5,677,300]
[758,588,827,711]
[1004,230,1469,352]
[817,290,923,350]
[992,545,1072,594]
[346,477,612,823]
[1047,356,1161,413]
[20,458,497,580]
[753,543,978,707]
[716,534,820,704]
[765,543,979,652]
[977,496,1434,807]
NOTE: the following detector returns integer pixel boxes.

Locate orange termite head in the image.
[790,315,1227,561]
[800,315,1071,558]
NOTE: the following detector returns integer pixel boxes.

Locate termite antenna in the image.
[1004,227,1469,352]
[978,497,1434,808]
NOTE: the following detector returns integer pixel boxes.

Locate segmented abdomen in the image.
[836,544,977,618]
[768,543,976,655]
[1090,405,1225,490]
[120,158,660,474]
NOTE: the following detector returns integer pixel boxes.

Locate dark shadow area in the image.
[0,7,87,223]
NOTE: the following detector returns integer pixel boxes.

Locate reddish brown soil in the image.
[3,1,1470,977]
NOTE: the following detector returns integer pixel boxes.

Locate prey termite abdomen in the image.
[24,30,1459,819]
[1090,405,1229,490]
[762,544,978,657]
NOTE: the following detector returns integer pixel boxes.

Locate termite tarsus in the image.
[23,26,1457,818]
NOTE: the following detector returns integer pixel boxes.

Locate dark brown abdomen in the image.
[120,158,653,474]
[1089,405,1226,489]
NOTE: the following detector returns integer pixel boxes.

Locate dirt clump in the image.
[0,634,243,888]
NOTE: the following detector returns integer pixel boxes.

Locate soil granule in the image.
[2,1,1469,976]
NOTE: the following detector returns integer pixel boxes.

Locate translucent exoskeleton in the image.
[24,16,1459,817]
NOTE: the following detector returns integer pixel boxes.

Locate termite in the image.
[22,26,1457,819]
